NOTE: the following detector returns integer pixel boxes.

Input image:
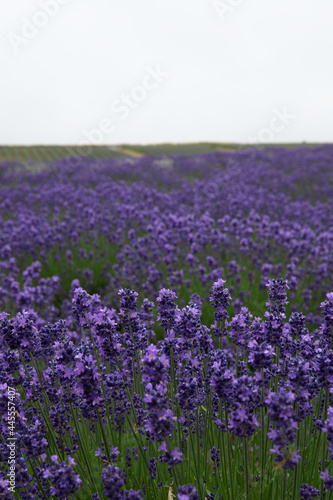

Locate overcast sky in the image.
[0,0,332,145]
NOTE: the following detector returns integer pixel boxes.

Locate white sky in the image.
[0,0,332,145]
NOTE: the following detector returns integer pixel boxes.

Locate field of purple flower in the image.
[0,146,333,499]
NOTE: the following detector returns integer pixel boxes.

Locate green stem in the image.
[282,468,288,500]
[203,389,212,486]
[244,438,250,500]
[260,385,265,500]
[187,410,203,499]
[260,418,265,500]
[28,459,49,500]
[292,405,300,499]
[166,436,182,488]
[321,390,329,500]
[114,358,159,500]
[225,409,234,499]
[97,410,111,463]
[70,403,98,492]
[129,321,143,396]
[84,316,115,444]
[221,430,230,500]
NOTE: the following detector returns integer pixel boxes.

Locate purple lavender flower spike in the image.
[299,483,320,499]
[266,387,300,469]
[177,484,199,500]
[41,456,82,499]
[209,278,231,323]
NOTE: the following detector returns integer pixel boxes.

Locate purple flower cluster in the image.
[209,279,231,323]
[299,483,320,499]
[320,292,333,343]
[41,455,81,499]
[228,375,260,438]
[177,483,199,500]
[0,148,332,329]
[157,289,178,332]
[266,388,300,469]
[101,465,143,499]
[142,344,176,441]
[0,147,333,498]
[0,276,332,496]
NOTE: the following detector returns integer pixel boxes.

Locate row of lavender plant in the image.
[1,278,333,499]
[0,146,332,326]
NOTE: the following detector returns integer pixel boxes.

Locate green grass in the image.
[0,146,125,164]
[2,143,330,164]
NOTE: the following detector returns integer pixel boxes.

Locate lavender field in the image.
[1,146,333,499]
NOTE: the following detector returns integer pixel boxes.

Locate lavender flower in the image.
[42,456,81,499]
[142,345,176,441]
[266,388,300,468]
[209,279,231,323]
[148,457,157,479]
[320,469,333,492]
[320,292,333,343]
[0,477,14,500]
[118,288,139,315]
[177,484,199,500]
[299,483,320,499]
[101,465,143,499]
[156,288,178,331]
[101,465,125,499]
